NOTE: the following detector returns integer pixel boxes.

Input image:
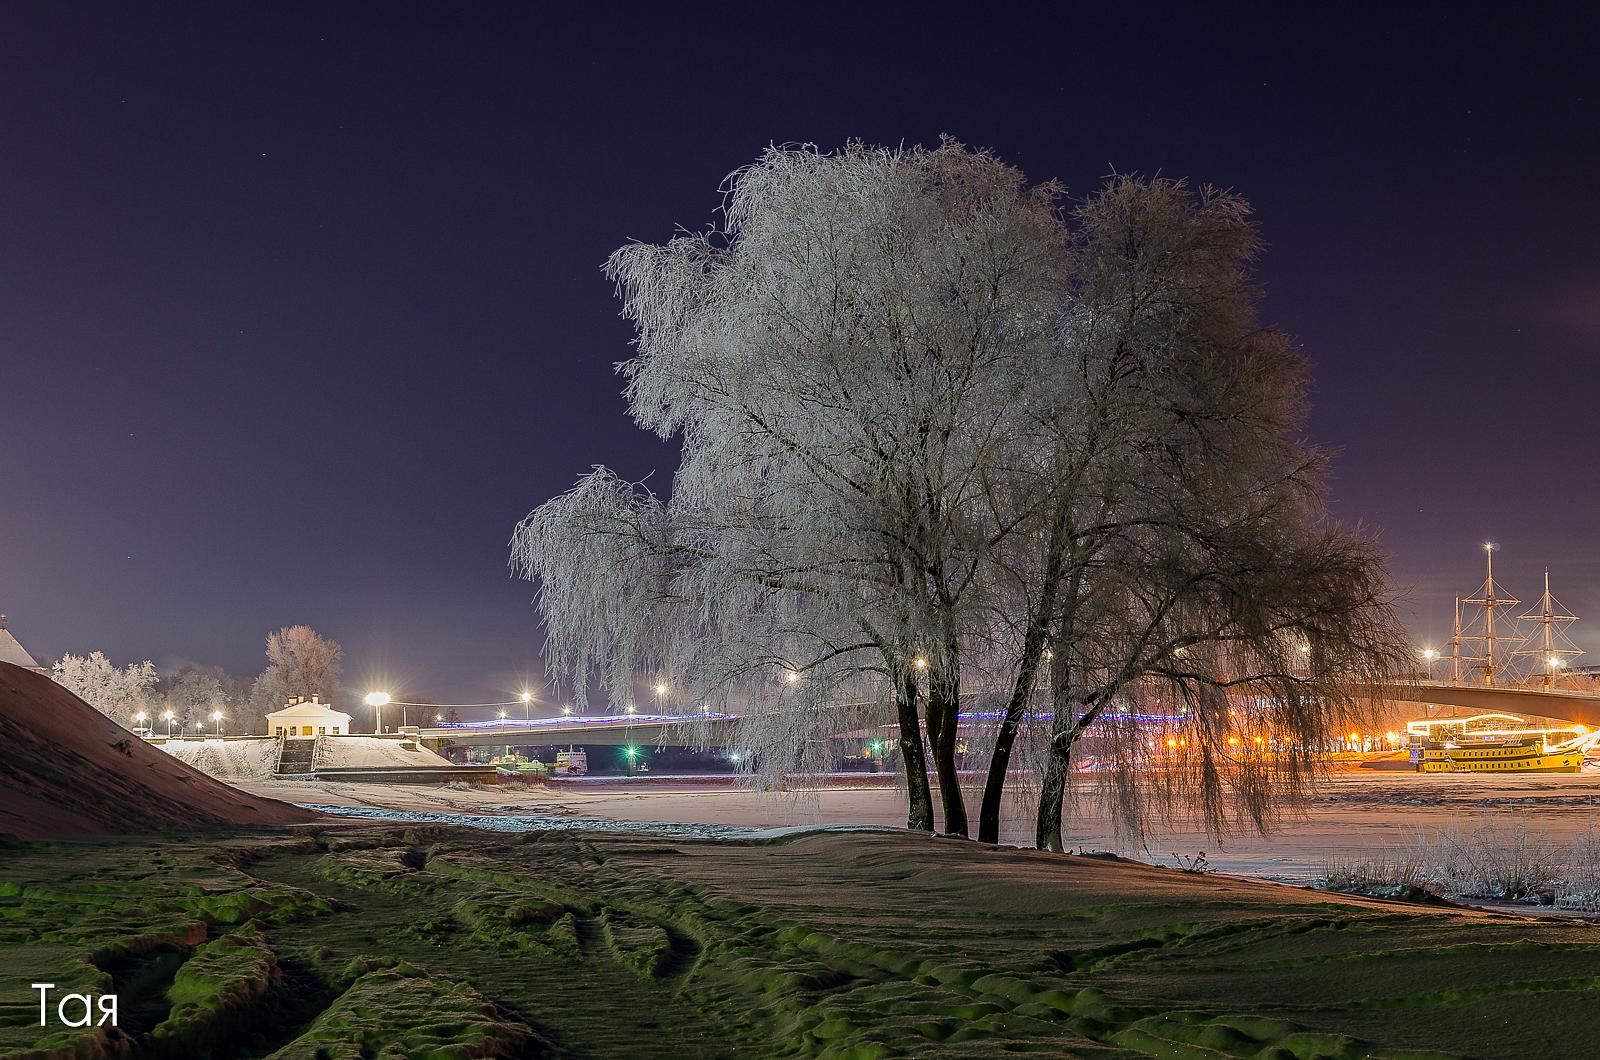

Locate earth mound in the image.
[0,661,316,840]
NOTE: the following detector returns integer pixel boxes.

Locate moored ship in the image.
[1413,736,1583,774]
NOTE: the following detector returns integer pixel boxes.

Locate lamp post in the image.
[211,709,225,737]
[133,711,148,737]
[161,710,174,738]
[365,692,391,734]
[653,682,666,715]
[1421,647,1439,681]
[520,690,532,722]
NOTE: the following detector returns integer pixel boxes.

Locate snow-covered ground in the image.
[301,802,894,842]
[159,737,279,779]
[313,736,453,770]
[159,734,456,779]
[235,768,1600,887]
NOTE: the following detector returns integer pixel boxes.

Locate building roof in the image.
[0,619,41,671]
[264,700,352,722]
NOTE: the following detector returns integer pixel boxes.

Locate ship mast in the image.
[1449,596,1465,683]
[1462,542,1519,686]
[1513,568,1583,689]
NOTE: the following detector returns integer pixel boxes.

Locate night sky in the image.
[4,6,1597,707]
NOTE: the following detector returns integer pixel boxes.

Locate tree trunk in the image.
[1036,658,1083,852]
[1035,742,1069,852]
[980,511,1069,843]
[978,647,1044,843]
[926,662,969,837]
[896,671,935,832]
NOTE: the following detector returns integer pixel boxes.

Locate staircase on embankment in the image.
[274,737,317,776]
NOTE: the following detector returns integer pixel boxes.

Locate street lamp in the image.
[562,704,573,715]
[161,710,175,738]
[211,709,225,737]
[1421,647,1439,680]
[133,711,148,736]
[365,692,391,734]
[520,690,533,722]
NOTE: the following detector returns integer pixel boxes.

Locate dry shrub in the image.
[1322,825,1595,908]
[1430,826,1563,903]
[1556,828,1600,911]
[1322,845,1434,900]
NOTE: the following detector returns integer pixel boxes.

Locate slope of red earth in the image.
[0,661,316,840]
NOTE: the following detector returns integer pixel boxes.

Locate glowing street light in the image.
[133,711,148,736]
[211,709,225,737]
[561,704,573,715]
[1421,647,1439,680]
[784,669,799,684]
[364,692,391,734]
[625,704,637,715]
[161,710,175,738]
[913,656,929,671]
[520,690,533,722]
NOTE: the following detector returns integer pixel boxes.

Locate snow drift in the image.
[0,661,315,840]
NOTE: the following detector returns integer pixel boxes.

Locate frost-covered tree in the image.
[51,651,157,726]
[516,143,1407,851]
[162,665,230,732]
[251,625,343,722]
[971,177,1408,847]
[515,142,1065,834]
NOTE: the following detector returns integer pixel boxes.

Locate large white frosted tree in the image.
[515,143,1408,850]
[516,141,1066,833]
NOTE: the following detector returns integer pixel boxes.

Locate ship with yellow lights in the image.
[1413,736,1583,774]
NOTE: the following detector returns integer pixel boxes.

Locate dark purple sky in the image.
[3,5,1596,705]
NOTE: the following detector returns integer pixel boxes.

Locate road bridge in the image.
[415,683,1600,753]
[1385,681,1600,727]
[415,712,744,750]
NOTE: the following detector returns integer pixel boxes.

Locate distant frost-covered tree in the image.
[251,625,343,723]
[51,651,157,726]
[515,141,1066,834]
[163,664,230,732]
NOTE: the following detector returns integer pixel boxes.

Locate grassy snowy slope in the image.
[3,828,1598,1057]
